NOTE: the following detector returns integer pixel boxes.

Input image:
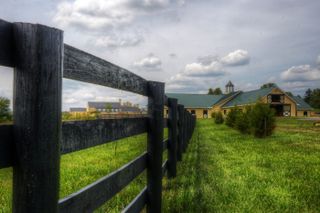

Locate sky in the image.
[1,0,320,111]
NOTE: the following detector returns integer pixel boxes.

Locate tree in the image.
[208,88,214,95]
[260,83,277,89]
[0,97,12,122]
[208,87,222,95]
[214,111,224,124]
[105,103,113,112]
[225,108,240,127]
[250,103,276,138]
[213,88,222,95]
[310,89,320,109]
[304,88,312,104]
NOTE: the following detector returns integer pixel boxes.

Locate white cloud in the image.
[133,53,162,71]
[280,64,320,82]
[54,0,180,30]
[220,49,250,66]
[184,61,225,77]
[89,34,143,49]
[317,55,320,66]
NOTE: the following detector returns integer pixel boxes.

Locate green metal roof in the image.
[166,93,224,108]
[222,87,273,107]
[291,96,313,110]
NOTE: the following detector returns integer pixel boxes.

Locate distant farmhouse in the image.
[166,81,314,119]
[70,99,143,118]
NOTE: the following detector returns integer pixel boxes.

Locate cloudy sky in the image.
[1,0,320,110]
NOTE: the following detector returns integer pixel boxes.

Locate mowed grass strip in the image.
[162,118,320,213]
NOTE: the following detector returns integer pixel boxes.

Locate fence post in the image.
[167,98,177,178]
[12,23,63,212]
[147,81,164,213]
[177,105,184,161]
[183,109,187,152]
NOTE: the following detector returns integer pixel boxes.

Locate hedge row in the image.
[213,103,276,138]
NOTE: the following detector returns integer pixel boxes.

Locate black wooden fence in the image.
[0,19,196,212]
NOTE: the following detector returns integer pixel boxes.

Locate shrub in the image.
[250,103,276,138]
[214,111,224,124]
[225,108,239,127]
[235,111,250,134]
[211,112,216,119]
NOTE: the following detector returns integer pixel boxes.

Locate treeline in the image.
[212,103,276,138]
[304,88,320,109]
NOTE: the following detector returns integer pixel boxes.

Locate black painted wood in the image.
[59,152,147,212]
[147,81,164,213]
[0,19,14,67]
[0,125,14,168]
[162,160,168,177]
[61,118,147,154]
[63,44,148,96]
[167,98,178,178]
[163,118,168,128]
[163,139,168,151]
[122,187,147,213]
[177,105,184,161]
[12,23,63,212]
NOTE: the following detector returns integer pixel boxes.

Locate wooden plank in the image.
[122,187,147,213]
[147,81,164,213]
[167,98,178,178]
[163,118,168,128]
[0,124,14,168]
[61,117,147,154]
[163,139,168,151]
[63,44,148,96]
[0,19,14,67]
[177,105,184,161]
[59,152,147,212]
[12,23,63,212]
[162,160,168,177]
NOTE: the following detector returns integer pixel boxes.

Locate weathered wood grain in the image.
[163,139,168,151]
[0,19,14,67]
[168,98,178,178]
[122,187,147,213]
[61,117,147,154]
[12,23,63,212]
[59,152,147,212]
[147,81,164,213]
[163,118,168,128]
[177,105,184,161]
[162,160,168,177]
[0,125,14,168]
[63,44,148,96]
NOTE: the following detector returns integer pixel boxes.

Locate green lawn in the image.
[1,118,320,212]
[162,118,320,212]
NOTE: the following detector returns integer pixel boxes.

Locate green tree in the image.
[310,89,320,109]
[214,111,224,124]
[250,103,276,138]
[213,88,222,95]
[208,87,222,95]
[0,97,12,123]
[304,88,312,104]
[235,106,252,134]
[286,91,293,97]
[208,88,214,95]
[225,108,240,127]
[260,83,277,89]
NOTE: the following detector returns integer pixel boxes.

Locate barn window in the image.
[304,111,308,116]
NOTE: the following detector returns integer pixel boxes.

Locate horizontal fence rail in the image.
[0,18,196,213]
[61,118,148,154]
[59,152,147,212]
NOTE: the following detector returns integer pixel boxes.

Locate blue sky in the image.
[1,0,320,110]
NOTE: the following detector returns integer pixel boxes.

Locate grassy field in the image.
[1,118,320,212]
[162,118,320,212]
